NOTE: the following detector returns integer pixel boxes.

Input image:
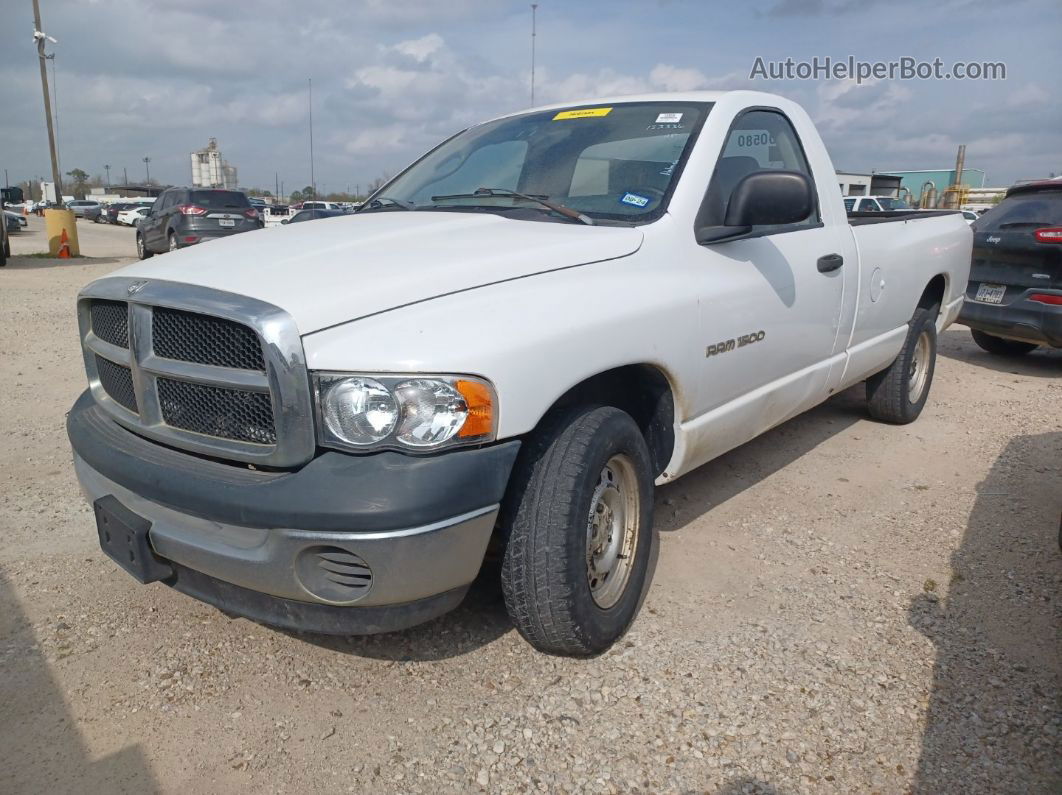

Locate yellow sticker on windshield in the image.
[553,107,612,120]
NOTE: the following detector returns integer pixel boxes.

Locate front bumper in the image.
[67,391,521,633]
[959,289,1062,347]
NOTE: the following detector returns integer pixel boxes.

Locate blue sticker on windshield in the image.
[619,191,651,208]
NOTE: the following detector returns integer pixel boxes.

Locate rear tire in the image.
[969,329,1038,356]
[168,231,178,253]
[866,304,938,424]
[500,405,655,656]
[136,232,152,260]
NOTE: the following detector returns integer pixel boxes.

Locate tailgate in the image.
[969,227,1062,301]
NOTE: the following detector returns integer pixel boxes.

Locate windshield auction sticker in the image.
[553,107,613,120]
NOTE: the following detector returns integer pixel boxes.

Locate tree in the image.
[301,185,315,200]
[288,189,303,203]
[66,168,90,199]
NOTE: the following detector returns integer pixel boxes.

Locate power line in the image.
[530,4,538,105]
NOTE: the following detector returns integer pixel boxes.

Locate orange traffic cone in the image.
[57,228,72,259]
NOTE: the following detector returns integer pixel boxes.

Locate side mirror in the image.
[697,170,813,244]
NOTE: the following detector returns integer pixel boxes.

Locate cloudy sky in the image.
[1,0,1059,194]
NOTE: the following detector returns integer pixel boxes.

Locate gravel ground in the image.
[1,251,1059,794]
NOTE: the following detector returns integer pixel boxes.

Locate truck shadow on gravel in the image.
[0,571,157,791]
[282,571,515,662]
[654,383,868,532]
[938,327,1062,379]
[292,387,868,662]
[2,255,126,271]
[909,432,1062,791]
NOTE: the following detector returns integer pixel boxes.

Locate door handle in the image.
[817,253,844,273]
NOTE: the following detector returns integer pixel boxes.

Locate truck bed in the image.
[847,209,963,226]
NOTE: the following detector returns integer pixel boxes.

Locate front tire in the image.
[969,329,1038,356]
[500,405,655,656]
[866,304,938,424]
[136,232,152,260]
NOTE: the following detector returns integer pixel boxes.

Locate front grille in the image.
[90,300,129,348]
[80,280,313,466]
[95,355,137,413]
[157,377,275,445]
[153,307,265,371]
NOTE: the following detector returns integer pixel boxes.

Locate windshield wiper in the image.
[358,196,415,212]
[430,187,594,225]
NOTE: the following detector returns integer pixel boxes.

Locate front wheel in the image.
[866,304,938,424]
[500,405,655,656]
[969,329,1038,356]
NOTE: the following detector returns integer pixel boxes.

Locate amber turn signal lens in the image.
[455,379,494,438]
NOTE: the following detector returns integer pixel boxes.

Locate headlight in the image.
[314,373,496,452]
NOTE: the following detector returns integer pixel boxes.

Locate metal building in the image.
[190,138,238,190]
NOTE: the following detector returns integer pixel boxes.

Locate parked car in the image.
[282,208,346,224]
[67,199,102,219]
[84,204,104,223]
[118,206,151,227]
[136,187,262,258]
[67,91,971,655]
[103,202,136,224]
[5,210,28,231]
[301,201,341,211]
[843,196,911,213]
[960,180,1061,353]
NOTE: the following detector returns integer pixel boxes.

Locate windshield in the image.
[371,102,711,224]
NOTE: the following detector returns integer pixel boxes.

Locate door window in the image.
[700,109,818,233]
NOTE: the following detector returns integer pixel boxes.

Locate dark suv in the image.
[136,188,261,258]
[960,180,1062,354]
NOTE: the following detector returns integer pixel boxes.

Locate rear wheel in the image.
[866,305,938,424]
[167,231,178,252]
[136,232,152,260]
[500,405,655,656]
[969,329,1038,356]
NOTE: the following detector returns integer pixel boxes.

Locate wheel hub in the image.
[908,329,931,402]
[585,454,640,609]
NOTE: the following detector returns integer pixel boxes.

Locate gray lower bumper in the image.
[74,454,498,609]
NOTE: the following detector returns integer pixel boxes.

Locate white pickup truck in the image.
[67,91,971,656]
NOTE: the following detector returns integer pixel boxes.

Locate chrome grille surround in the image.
[78,276,315,468]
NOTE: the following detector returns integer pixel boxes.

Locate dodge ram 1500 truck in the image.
[67,91,971,656]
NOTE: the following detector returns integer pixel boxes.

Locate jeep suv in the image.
[136,188,261,258]
[960,180,1062,354]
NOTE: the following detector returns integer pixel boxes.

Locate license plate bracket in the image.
[974,283,1006,304]
[94,496,173,584]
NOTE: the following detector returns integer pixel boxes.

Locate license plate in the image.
[974,283,1006,304]
[94,496,172,584]
[218,218,235,227]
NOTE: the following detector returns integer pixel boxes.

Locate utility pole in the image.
[123,166,128,186]
[308,78,316,199]
[275,172,279,200]
[46,52,61,176]
[530,4,538,105]
[143,156,151,183]
[104,164,110,186]
[32,0,64,207]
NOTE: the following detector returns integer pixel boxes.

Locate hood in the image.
[114,212,643,334]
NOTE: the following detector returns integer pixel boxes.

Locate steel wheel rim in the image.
[909,330,930,401]
[136,236,143,257]
[168,235,177,252]
[586,454,640,609]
